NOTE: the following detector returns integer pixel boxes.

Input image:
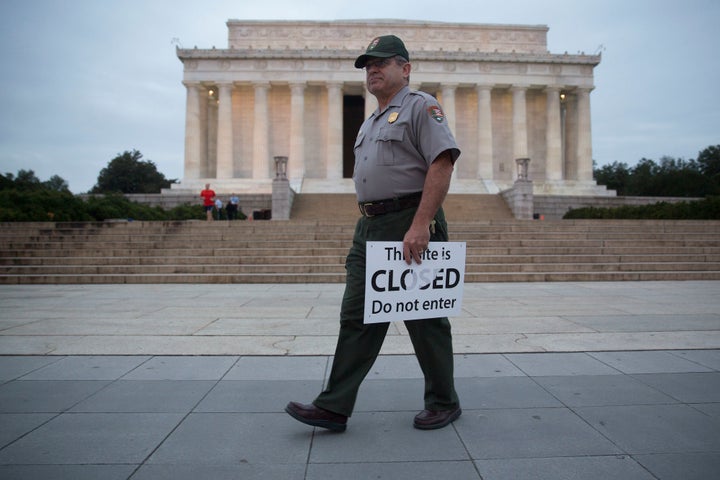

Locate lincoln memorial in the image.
[173,19,612,196]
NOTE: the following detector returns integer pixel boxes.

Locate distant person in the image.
[200,184,216,222]
[227,193,240,220]
[214,198,224,220]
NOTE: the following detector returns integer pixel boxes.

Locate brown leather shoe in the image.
[413,407,462,430]
[285,401,347,432]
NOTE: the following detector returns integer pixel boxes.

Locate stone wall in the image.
[111,193,271,214]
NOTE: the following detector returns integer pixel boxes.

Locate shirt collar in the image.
[372,85,411,118]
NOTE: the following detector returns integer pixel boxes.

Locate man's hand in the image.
[403,222,431,265]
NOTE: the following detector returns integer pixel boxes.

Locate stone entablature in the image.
[180,53,598,89]
[174,19,611,197]
[226,19,550,54]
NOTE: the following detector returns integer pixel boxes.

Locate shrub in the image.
[0,189,224,222]
[563,197,720,219]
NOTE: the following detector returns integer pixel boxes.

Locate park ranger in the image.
[286,34,462,432]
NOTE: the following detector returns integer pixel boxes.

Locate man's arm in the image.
[402,150,454,264]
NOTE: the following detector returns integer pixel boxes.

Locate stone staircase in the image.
[2,203,720,283]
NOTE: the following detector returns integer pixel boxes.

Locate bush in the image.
[84,194,168,221]
[0,189,92,221]
[0,189,216,222]
[563,196,720,219]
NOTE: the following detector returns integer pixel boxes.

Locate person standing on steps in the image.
[286,34,461,433]
[200,184,216,222]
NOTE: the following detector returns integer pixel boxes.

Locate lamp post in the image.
[515,157,530,181]
[272,156,290,220]
[274,156,288,179]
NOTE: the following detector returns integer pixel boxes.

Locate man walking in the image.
[286,35,462,432]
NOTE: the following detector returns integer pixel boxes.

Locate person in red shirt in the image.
[200,184,216,221]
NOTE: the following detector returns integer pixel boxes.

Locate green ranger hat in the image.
[354,35,409,69]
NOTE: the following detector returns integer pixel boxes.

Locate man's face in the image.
[365,56,410,98]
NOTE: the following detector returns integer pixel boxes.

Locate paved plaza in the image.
[1,281,720,478]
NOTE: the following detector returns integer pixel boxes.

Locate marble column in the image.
[545,86,563,181]
[576,87,594,181]
[326,82,343,180]
[440,83,458,136]
[252,82,270,179]
[182,82,202,180]
[289,82,306,180]
[476,85,494,180]
[215,82,234,179]
[511,86,529,171]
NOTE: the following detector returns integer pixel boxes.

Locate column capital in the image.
[475,84,493,91]
[510,84,530,92]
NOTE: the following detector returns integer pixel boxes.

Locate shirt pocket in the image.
[376,126,404,165]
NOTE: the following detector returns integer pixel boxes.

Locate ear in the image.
[402,62,412,80]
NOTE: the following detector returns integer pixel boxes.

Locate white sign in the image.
[364,241,466,324]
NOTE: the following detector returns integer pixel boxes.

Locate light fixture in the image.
[274,156,288,179]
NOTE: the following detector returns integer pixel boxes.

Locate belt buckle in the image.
[360,202,375,217]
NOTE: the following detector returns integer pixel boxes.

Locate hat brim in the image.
[354,51,397,69]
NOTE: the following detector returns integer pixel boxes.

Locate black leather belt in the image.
[358,192,422,217]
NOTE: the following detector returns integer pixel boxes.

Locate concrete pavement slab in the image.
[574,404,720,454]
[474,456,656,480]
[633,453,720,480]
[456,407,622,459]
[0,412,184,464]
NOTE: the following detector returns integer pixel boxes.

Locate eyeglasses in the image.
[364,58,393,70]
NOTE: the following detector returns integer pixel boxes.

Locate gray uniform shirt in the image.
[353,86,461,203]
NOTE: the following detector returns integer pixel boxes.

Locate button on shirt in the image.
[353,86,461,203]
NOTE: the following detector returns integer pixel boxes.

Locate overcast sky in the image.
[1,0,718,193]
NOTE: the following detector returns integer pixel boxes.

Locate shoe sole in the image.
[285,405,347,432]
[413,408,462,430]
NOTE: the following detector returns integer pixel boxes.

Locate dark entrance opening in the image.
[343,95,365,178]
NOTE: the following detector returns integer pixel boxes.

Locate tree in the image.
[90,150,175,194]
[697,145,720,179]
[626,158,658,196]
[1,170,70,192]
[594,161,631,195]
[43,175,70,192]
[594,149,720,197]
[11,169,43,190]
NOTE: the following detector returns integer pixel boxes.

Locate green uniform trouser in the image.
[313,206,460,417]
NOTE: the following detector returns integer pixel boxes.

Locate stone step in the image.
[4,260,719,276]
[3,271,720,285]
[3,253,719,266]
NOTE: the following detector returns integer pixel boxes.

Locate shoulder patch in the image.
[427,105,445,123]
